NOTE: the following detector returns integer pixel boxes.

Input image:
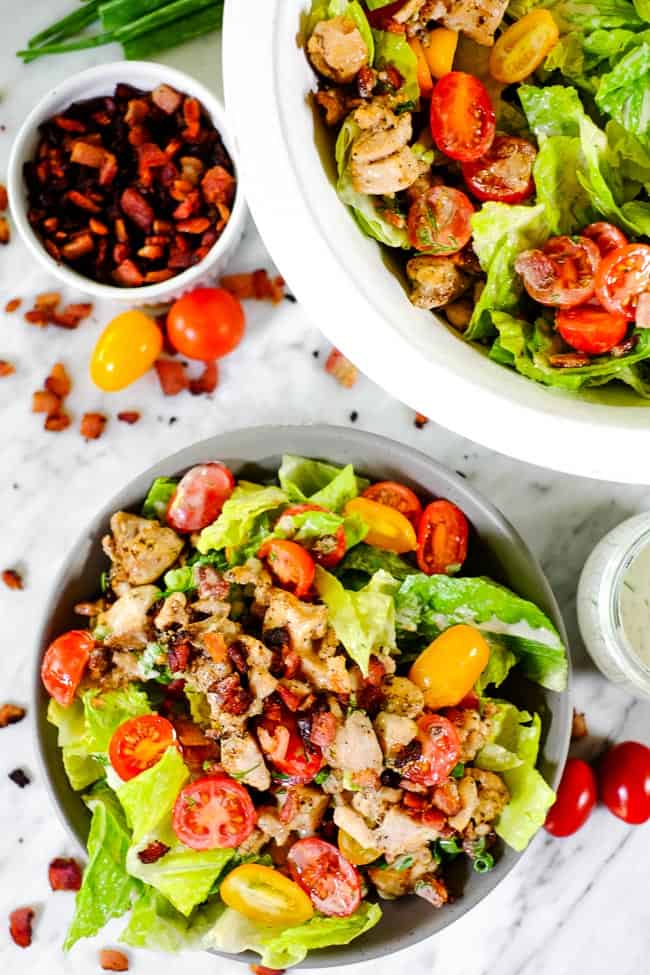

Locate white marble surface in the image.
[1,5,649,974]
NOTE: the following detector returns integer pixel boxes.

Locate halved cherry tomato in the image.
[257,703,323,784]
[167,462,235,533]
[556,305,628,355]
[416,499,469,575]
[594,243,650,320]
[407,186,474,255]
[430,72,496,163]
[515,235,601,309]
[401,714,461,787]
[544,758,597,837]
[167,287,245,361]
[409,624,490,709]
[258,539,315,597]
[344,497,417,553]
[461,135,536,204]
[109,715,176,781]
[220,863,314,925]
[362,481,423,529]
[275,504,347,569]
[173,774,256,850]
[598,741,650,824]
[287,837,361,917]
[41,630,93,707]
[90,310,163,392]
[489,10,559,84]
[337,829,381,866]
[583,222,628,258]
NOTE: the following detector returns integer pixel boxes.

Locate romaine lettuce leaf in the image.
[162,565,196,594]
[48,698,105,791]
[596,43,650,146]
[117,747,188,842]
[475,643,517,696]
[274,506,368,554]
[142,476,178,521]
[278,455,369,509]
[336,542,420,585]
[197,482,287,555]
[82,686,151,756]
[497,763,557,851]
[65,783,141,950]
[372,29,419,101]
[314,567,397,674]
[121,887,224,952]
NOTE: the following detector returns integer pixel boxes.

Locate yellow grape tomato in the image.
[220,863,314,926]
[338,829,381,866]
[409,624,490,709]
[489,10,559,84]
[90,310,162,391]
[344,497,417,553]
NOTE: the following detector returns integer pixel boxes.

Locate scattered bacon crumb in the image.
[0,360,15,377]
[189,360,218,395]
[251,966,285,975]
[23,295,92,329]
[0,704,26,728]
[0,184,7,211]
[45,363,72,398]
[155,358,189,396]
[44,411,71,432]
[32,390,61,415]
[325,348,358,388]
[48,858,82,892]
[100,949,129,972]
[414,412,429,429]
[9,907,34,948]
[117,411,141,425]
[80,412,107,440]
[35,292,60,311]
[571,710,588,740]
[137,841,170,865]
[0,216,10,244]
[2,569,23,590]
[4,298,20,313]
[220,269,285,304]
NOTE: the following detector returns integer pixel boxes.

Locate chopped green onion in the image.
[451,762,465,778]
[392,854,414,871]
[100,571,109,594]
[314,768,330,785]
[229,764,261,782]
[473,852,495,873]
[433,837,462,860]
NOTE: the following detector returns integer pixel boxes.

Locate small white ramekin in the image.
[8,60,246,305]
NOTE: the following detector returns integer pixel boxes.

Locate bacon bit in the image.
[0,360,15,377]
[45,362,71,398]
[62,232,94,260]
[276,684,303,712]
[0,217,10,244]
[0,704,26,727]
[117,410,141,425]
[55,114,85,132]
[571,709,588,740]
[414,412,429,429]
[251,966,285,975]
[164,138,183,159]
[220,269,285,304]
[89,218,109,235]
[99,152,118,187]
[548,352,591,368]
[114,218,128,243]
[201,165,236,205]
[203,632,229,664]
[173,189,201,220]
[182,97,201,141]
[325,348,358,388]
[155,358,189,395]
[4,298,21,313]
[125,99,149,126]
[113,260,144,287]
[0,184,7,211]
[137,142,169,184]
[128,125,150,148]
[120,187,154,232]
[45,411,71,432]
[48,858,82,891]
[145,269,175,284]
[309,711,337,748]
[431,780,462,816]
[80,412,107,440]
[182,743,219,775]
[415,875,448,908]
[174,717,211,747]
[137,244,164,260]
[196,566,230,600]
[99,949,129,972]
[227,640,248,673]
[137,840,170,865]
[189,360,218,396]
[175,217,210,234]
[32,390,61,414]
[168,639,192,673]
[70,141,107,168]
[279,790,300,824]
[403,792,427,811]
[9,907,34,948]
[283,649,301,680]
[209,674,252,716]
[357,65,377,99]
[152,84,183,115]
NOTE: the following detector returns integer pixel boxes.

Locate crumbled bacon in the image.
[209,674,252,715]
[415,876,448,908]
[152,84,183,115]
[309,710,337,748]
[120,187,154,232]
[0,184,7,211]
[0,360,15,377]
[571,709,588,740]
[44,412,71,432]
[221,269,285,304]
[0,703,26,727]
[80,412,107,440]
[168,639,192,674]
[155,358,189,395]
[182,97,201,141]
[414,412,429,429]
[203,632,228,664]
[137,841,170,864]
[117,411,141,424]
[174,717,211,747]
[283,649,301,680]
[99,949,129,972]
[201,165,236,205]
[10,907,34,948]
[45,363,71,398]
[0,217,10,244]
[196,565,229,600]
[325,348,358,388]
[48,858,82,891]
[227,640,248,674]
[189,360,218,395]
[276,684,303,712]
[70,141,107,168]
[4,298,20,313]
[2,569,24,590]
[357,65,377,99]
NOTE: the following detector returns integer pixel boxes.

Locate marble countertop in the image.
[1,5,649,974]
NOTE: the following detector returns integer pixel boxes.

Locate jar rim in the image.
[609,524,650,689]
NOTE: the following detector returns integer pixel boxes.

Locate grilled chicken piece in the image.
[440,0,509,46]
[264,590,328,654]
[382,677,425,718]
[352,786,403,826]
[186,654,232,695]
[225,560,273,610]
[407,256,470,310]
[393,0,428,21]
[103,512,183,587]
[368,847,436,899]
[307,15,369,84]
[154,592,189,631]
[287,786,330,837]
[333,805,378,851]
[220,731,270,791]
[449,707,492,762]
[448,772,479,832]
[374,807,443,857]
[466,768,509,827]
[350,101,424,195]
[95,585,160,649]
[374,712,418,759]
[299,651,352,695]
[324,710,383,773]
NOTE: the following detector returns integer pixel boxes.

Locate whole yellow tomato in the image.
[90,310,162,391]
[409,624,490,709]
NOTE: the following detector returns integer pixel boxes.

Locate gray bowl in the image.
[33,425,572,966]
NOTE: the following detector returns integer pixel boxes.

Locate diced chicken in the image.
[324,710,383,773]
[466,768,509,828]
[317,625,340,659]
[102,512,183,586]
[374,806,442,857]
[264,590,328,654]
[185,654,232,694]
[111,649,146,683]
[352,786,403,826]
[449,707,492,762]
[447,773,479,832]
[225,560,273,610]
[249,667,278,701]
[394,0,428,21]
[299,651,352,695]
[382,677,424,718]
[236,828,267,857]
[375,712,418,759]
[439,0,509,46]
[287,786,330,837]
[352,112,412,167]
[235,635,273,671]
[220,731,271,791]
[96,585,160,649]
[257,807,291,847]
[154,592,189,631]
[350,101,424,195]
[334,805,379,851]
[188,613,242,651]
[407,256,471,310]
[368,847,436,899]
[307,15,369,84]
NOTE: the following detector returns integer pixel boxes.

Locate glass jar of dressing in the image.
[577,513,650,699]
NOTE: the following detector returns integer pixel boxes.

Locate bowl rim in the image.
[32,423,572,965]
[8,59,246,303]
[222,0,650,485]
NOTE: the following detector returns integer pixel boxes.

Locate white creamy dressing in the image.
[431,612,561,648]
[619,542,650,665]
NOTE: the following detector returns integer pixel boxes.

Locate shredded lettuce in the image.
[142,477,178,521]
[278,455,369,509]
[336,542,420,586]
[197,482,287,555]
[121,887,224,952]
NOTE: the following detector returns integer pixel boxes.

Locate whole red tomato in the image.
[544,757,597,837]
[167,287,245,361]
[599,741,650,824]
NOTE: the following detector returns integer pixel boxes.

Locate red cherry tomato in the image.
[41,630,93,707]
[258,539,315,597]
[417,499,469,575]
[515,235,601,309]
[172,774,257,850]
[275,504,347,569]
[167,287,245,361]
[407,186,474,255]
[109,715,177,781]
[257,701,323,784]
[599,741,650,824]
[362,481,423,528]
[544,758,597,837]
[461,135,536,204]
[594,243,650,320]
[166,462,235,533]
[287,837,361,917]
[430,72,496,163]
[582,222,628,258]
[401,714,461,787]
[556,304,628,355]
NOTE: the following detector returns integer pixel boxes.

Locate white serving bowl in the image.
[223,0,650,484]
[8,60,246,305]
